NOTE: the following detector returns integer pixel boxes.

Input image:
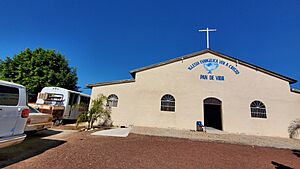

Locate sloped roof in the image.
[129,49,297,84]
[86,79,135,88]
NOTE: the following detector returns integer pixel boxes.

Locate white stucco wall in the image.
[90,52,300,138]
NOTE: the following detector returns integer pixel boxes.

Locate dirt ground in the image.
[1,129,300,169]
[131,126,300,150]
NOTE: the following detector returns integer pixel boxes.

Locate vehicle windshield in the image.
[28,106,40,113]
[38,93,63,101]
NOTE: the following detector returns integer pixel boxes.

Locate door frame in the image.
[203,97,223,130]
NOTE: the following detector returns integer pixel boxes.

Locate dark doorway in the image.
[203,97,222,130]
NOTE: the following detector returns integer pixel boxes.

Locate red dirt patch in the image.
[4,132,300,169]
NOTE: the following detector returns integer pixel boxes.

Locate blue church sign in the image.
[204,62,219,74]
[188,58,239,81]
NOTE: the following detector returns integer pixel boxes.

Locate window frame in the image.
[250,100,267,118]
[160,94,175,112]
[107,94,118,107]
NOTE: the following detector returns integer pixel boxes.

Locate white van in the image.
[0,80,29,148]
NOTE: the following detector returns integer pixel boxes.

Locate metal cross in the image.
[198,28,217,49]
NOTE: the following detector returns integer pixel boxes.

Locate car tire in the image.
[54,119,62,126]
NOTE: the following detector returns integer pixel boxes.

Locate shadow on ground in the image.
[271,149,300,169]
[271,161,293,169]
[292,149,300,158]
[0,130,66,168]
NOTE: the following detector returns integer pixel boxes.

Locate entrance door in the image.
[203,97,222,130]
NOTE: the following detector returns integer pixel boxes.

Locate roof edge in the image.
[291,88,300,94]
[42,86,90,96]
[86,79,135,88]
[207,50,297,84]
[129,49,209,76]
[129,49,297,84]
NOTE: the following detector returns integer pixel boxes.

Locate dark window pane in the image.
[29,106,39,113]
[161,94,175,112]
[69,93,79,105]
[0,85,19,106]
[80,96,90,105]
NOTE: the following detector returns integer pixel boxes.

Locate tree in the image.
[76,94,112,129]
[0,48,78,101]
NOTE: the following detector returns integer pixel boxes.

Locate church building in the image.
[87,49,300,138]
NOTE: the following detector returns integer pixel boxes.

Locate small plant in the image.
[288,119,300,138]
[76,94,111,129]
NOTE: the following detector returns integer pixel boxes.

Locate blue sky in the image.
[0,0,300,94]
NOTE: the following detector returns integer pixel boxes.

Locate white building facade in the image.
[88,50,300,138]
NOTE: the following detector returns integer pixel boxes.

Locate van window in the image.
[0,85,19,106]
[38,93,63,101]
[80,96,90,105]
[29,106,39,113]
[68,93,79,105]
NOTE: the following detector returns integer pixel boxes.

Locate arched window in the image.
[107,94,118,107]
[161,94,175,112]
[250,100,267,118]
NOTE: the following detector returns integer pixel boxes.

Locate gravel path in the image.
[131,126,300,149]
[2,130,300,169]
